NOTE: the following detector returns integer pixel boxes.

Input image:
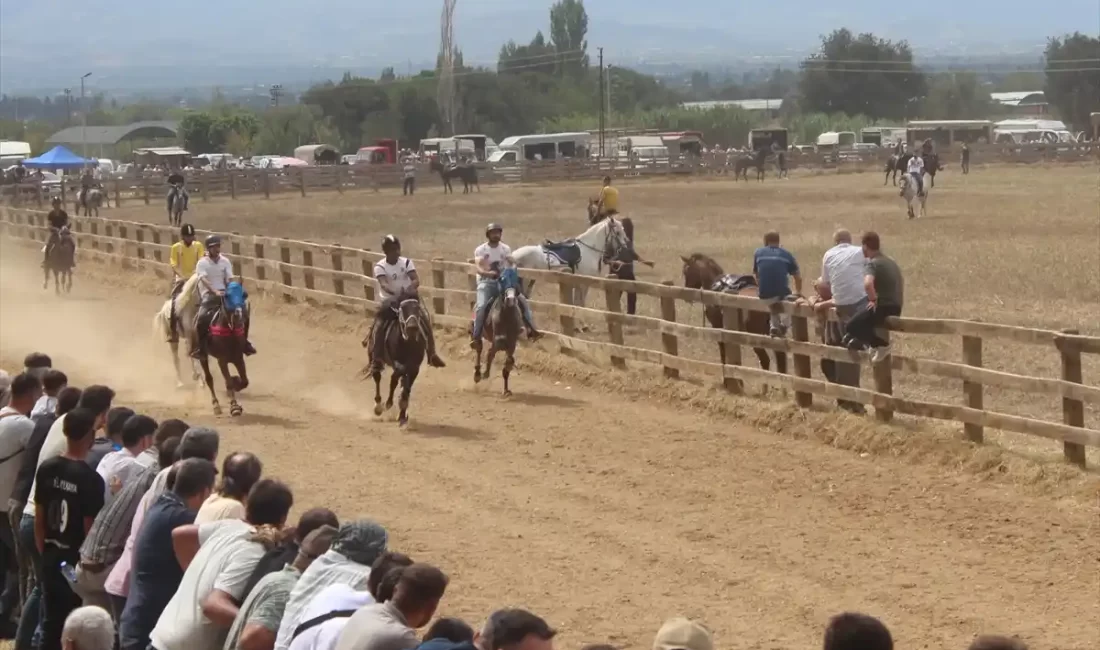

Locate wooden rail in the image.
[3,206,1097,467]
[2,142,1096,208]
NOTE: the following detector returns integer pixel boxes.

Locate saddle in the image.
[711,274,756,293]
[540,239,581,269]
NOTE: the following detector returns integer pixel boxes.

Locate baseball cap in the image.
[653,618,713,650]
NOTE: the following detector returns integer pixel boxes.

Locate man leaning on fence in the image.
[843,231,904,364]
[816,229,867,414]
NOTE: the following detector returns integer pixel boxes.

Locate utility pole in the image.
[597,47,604,158]
[64,89,72,127]
[269,84,284,107]
[80,73,92,162]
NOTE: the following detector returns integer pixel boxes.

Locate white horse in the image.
[900,173,927,220]
[512,216,630,312]
[152,273,202,386]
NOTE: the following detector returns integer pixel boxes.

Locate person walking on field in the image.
[401,158,416,196]
[752,231,802,337]
[843,231,904,364]
[961,143,971,175]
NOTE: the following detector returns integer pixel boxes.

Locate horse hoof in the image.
[213,405,223,415]
[384,400,394,411]
[373,404,384,416]
[503,389,513,397]
[398,416,409,427]
[230,404,243,417]
[474,371,482,383]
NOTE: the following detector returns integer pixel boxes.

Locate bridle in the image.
[397,299,423,341]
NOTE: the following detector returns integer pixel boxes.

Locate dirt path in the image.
[1,243,1095,649]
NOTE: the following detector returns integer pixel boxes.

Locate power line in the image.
[799,65,1100,74]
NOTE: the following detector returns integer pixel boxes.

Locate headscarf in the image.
[331,519,388,565]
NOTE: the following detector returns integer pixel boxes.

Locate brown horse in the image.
[363,298,426,426]
[680,253,788,374]
[196,291,250,416]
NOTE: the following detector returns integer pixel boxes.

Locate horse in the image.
[900,173,927,220]
[153,273,202,387]
[753,148,768,181]
[167,184,186,226]
[43,227,75,295]
[473,267,522,395]
[197,283,250,416]
[429,159,479,194]
[883,153,912,186]
[680,253,788,375]
[512,216,629,321]
[78,188,105,217]
[363,298,426,426]
[732,155,754,181]
[922,152,942,188]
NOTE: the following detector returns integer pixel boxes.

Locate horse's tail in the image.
[176,273,201,312]
[154,299,173,342]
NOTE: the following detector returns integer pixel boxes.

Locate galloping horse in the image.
[167,184,186,226]
[429,159,479,194]
[43,227,75,294]
[363,297,426,426]
[681,253,788,374]
[922,152,942,188]
[473,267,522,395]
[884,153,912,186]
[198,282,250,416]
[512,216,629,318]
[78,188,106,217]
[900,173,927,219]
[153,273,201,387]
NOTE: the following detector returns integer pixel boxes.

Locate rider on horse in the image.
[43,197,71,268]
[471,223,541,348]
[368,235,446,371]
[168,223,206,340]
[904,153,925,197]
[78,167,96,209]
[167,169,189,212]
[595,176,619,219]
[192,235,255,359]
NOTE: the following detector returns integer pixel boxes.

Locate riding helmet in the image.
[205,235,222,248]
[382,234,400,250]
[181,224,196,237]
[486,223,503,236]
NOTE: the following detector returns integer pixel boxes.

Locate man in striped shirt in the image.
[401,157,416,196]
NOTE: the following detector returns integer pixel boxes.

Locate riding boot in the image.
[190,331,206,359]
[369,320,387,373]
[523,314,543,341]
[424,326,446,368]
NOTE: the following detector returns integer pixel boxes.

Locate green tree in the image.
[921,73,992,119]
[380,67,396,82]
[301,76,390,150]
[1044,32,1100,129]
[499,31,557,75]
[549,0,589,76]
[799,28,927,120]
[179,111,217,152]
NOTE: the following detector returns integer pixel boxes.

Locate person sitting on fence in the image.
[43,197,72,267]
[192,236,256,358]
[842,231,904,364]
[752,231,803,337]
[166,170,189,212]
[595,176,619,219]
[367,235,446,372]
[471,224,540,348]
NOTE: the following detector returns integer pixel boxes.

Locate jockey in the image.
[43,196,71,267]
[921,138,935,156]
[368,235,446,372]
[596,176,619,219]
[904,154,925,197]
[78,166,95,207]
[192,235,255,358]
[168,224,206,339]
[167,169,189,212]
[471,223,540,348]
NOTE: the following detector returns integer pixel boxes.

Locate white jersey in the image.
[474,242,511,275]
[821,243,867,307]
[195,255,234,298]
[373,257,416,299]
[906,155,924,175]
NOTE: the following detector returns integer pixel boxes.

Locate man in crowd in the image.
[224,525,338,650]
[652,618,711,650]
[818,229,868,414]
[752,231,802,337]
[822,612,893,650]
[96,414,158,503]
[275,519,389,650]
[0,373,43,636]
[117,458,217,650]
[195,452,263,525]
[335,563,449,650]
[34,408,106,650]
[86,406,134,470]
[31,370,67,421]
[843,231,904,364]
[240,508,339,602]
[473,609,556,650]
[149,479,294,650]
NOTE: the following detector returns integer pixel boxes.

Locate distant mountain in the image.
[1,0,1093,92]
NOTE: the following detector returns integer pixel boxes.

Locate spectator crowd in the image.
[0,352,1029,650]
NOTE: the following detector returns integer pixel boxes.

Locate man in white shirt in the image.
[904,153,924,197]
[368,235,445,372]
[0,373,42,626]
[470,223,539,347]
[96,414,157,503]
[192,236,255,359]
[819,229,867,414]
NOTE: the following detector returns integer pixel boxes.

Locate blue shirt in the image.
[753,245,799,299]
[118,492,197,650]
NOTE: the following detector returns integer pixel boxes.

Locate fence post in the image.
[659,280,680,380]
[873,326,894,422]
[331,248,345,296]
[230,236,242,277]
[254,241,266,282]
[103,222,114,254]
[603,281,626,369]
[298,168,307,197]
[962,334,984,443]
[280,245,292,287]
[720,306,743,393]
[113,179,122,207]
[466,270,477,312]
[151,229,162,262]
[302,248,315,290]
[791,310,813,407]
[200,175,209,202]
[1059,328,1086,468]
[431,258,446,315]
[361,258,376,302]
[135,228,145,260]
[557,275,576,338]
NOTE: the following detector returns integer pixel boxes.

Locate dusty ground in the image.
[100,164,1100,462]
[1,240,1098,650]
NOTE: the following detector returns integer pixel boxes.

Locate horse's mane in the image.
[684,252,724,276]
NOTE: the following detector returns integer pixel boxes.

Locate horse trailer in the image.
[748,128,788,152]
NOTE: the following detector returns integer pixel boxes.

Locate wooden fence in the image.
[2,206,1098,468]
[4,142,1097,208]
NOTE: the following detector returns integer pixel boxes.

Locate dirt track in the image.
[1,241,1096,649]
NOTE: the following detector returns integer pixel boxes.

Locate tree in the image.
[179,112,217,153]
[380,67,396,82]
[798,28,927,120]
[549,0,589,76]
[499,31,557,75]
[301,77,390,150]
[1044,32,1100,129]
[921,73,992,119]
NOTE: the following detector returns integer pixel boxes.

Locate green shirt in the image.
[224,565,301,650]
[865,253,904,308]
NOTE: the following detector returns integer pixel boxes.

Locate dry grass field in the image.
[106,163,1100,462]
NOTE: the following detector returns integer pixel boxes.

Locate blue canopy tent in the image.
[21,145,96,169]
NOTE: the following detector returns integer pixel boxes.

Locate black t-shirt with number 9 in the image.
[34,456,105,560]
